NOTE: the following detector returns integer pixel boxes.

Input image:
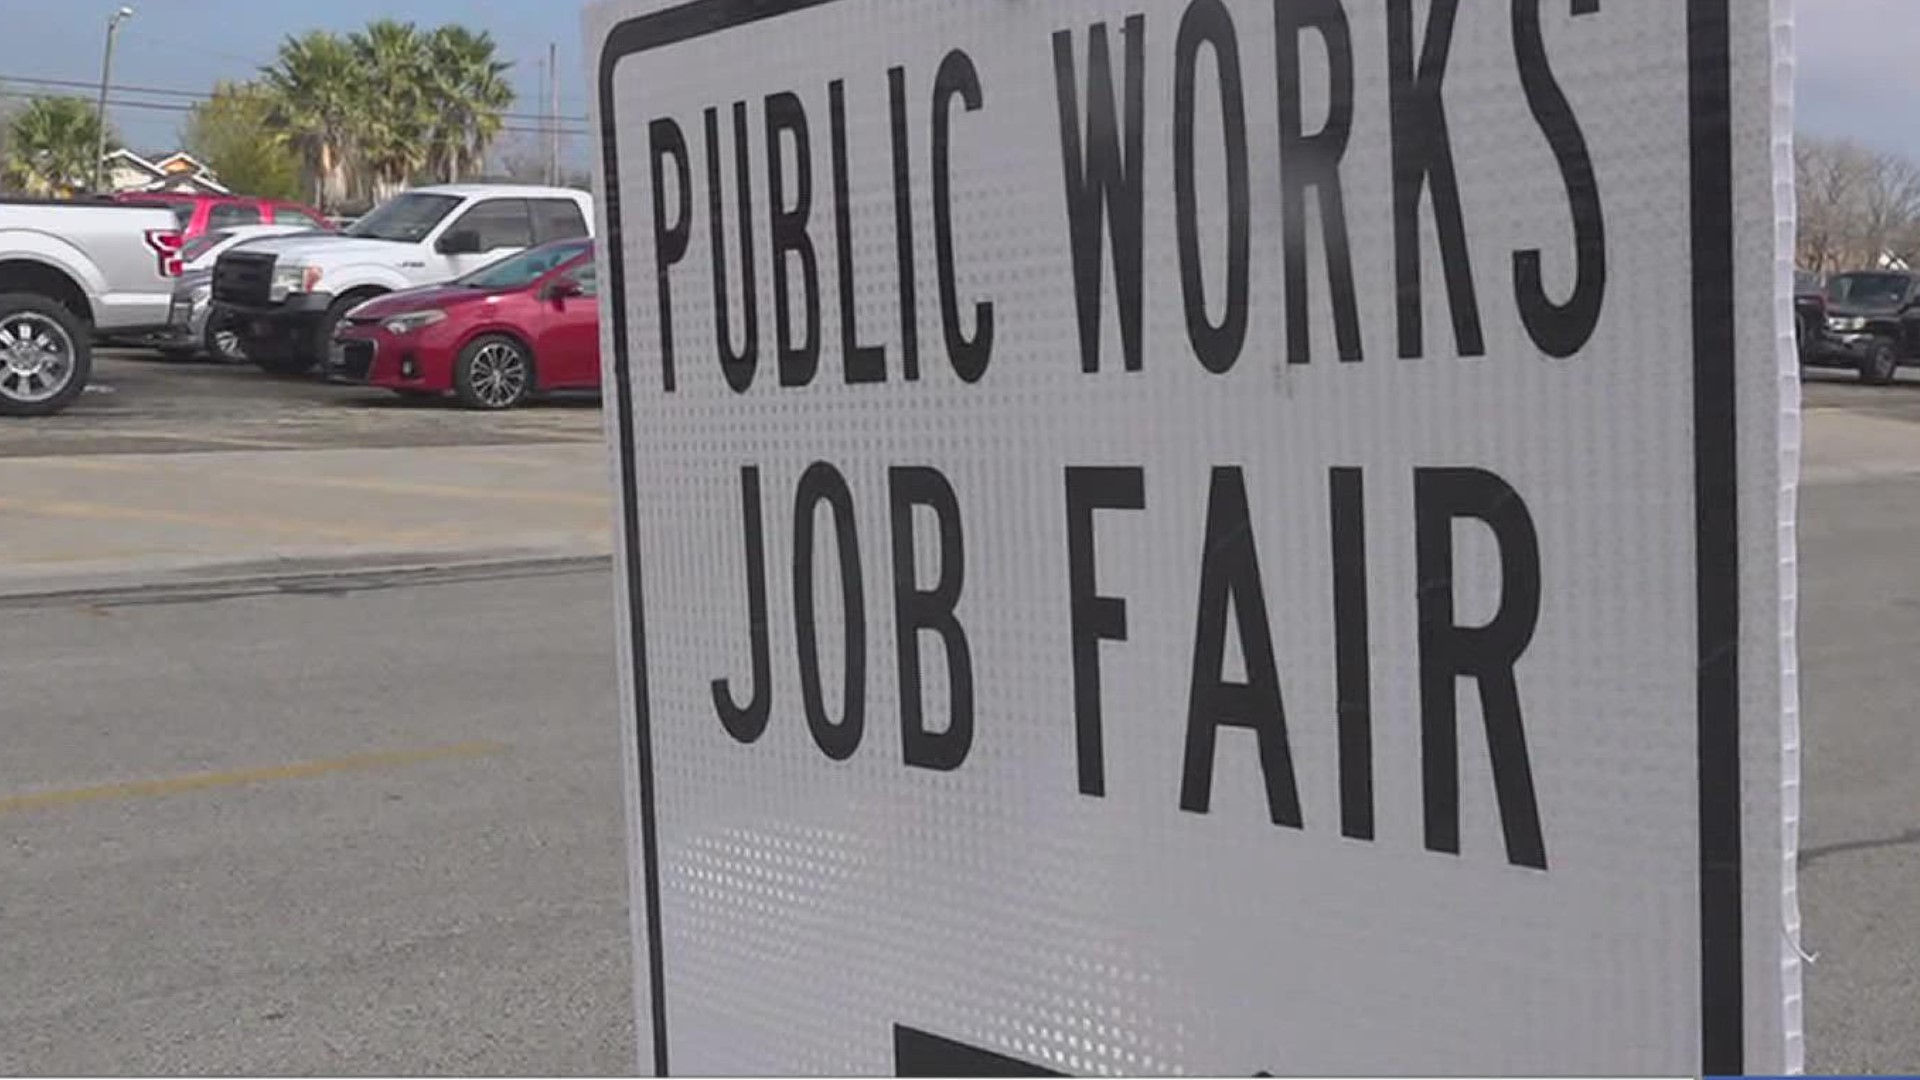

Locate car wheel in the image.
[204,310,247,364]
[0,292,92,417]
[454,335,533,410]
[1862,338,1899,385]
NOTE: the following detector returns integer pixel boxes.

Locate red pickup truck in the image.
[112,193,333,241]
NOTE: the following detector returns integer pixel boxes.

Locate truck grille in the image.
[213,251,276,307]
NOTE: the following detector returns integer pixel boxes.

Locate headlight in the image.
[190,283,212,304]
[382,310,448,336]
[1828,316,1868,332]
[269,264,324,301]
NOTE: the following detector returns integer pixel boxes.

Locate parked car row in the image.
[0,183,603,417]
[212,183,600,409]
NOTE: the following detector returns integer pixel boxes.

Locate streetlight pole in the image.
[90,6,134,195]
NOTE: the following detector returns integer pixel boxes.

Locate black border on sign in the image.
[596,0,1745,1075]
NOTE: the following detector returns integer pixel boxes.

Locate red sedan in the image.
[324,240,599,409]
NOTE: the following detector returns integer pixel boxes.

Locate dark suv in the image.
[1804,270,1920,384]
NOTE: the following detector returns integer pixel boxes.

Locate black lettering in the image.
[831,80,888,384]
[1388,0,1485,359]
[1512,0,1607,358]
[1330,467,1373,840]
[1180,468,1303,827]
[1053,17,1146,373]
[706,104,759,392]
[934,50,993,383]
[1174,0,1251,374]
[1415,467,1547,870]
[648,118,692,392]
[890,467,973,771]
[766,91,821,387]
[795,462,865,761]
[712,466,772,742]
[1274,0,1362,364]
[889,66,921,381]
[1065,467,1144,797]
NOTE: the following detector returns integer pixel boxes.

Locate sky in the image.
[1794,0,1920,158]
[0,0,591,165]
[0,1,1903,165]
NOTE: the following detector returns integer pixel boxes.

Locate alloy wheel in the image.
[469,341,529,408]
[212,325,245,362]
[0,312,77,405]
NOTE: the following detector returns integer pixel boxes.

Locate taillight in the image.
[144,229,185,278]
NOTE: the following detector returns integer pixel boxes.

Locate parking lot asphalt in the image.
[0,352,615,588]
[0,351,604,459]
[1803,365,1920,419]
[1,350,1918,1072]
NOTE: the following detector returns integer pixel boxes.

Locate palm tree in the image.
[4,97,113,197]
[425,26,514,184]
[261,31,358,211]
[348,20,435,199]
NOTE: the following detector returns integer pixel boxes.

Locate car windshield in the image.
[456,240,591,290]
[182,231,231,265]
[345,193,462,243]
[1827,273,1910,306]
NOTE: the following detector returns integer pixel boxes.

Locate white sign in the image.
[588,0,1799,1073]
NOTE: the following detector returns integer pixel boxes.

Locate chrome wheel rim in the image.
[0,312,76,404]
[212,327,244,361]
[470,341,528,408]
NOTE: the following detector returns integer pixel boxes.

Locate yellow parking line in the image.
[0,740,509,816]
[284,475,607,508]
[0,495,452,544]
[97,431,307,450]
[25,458,606,509]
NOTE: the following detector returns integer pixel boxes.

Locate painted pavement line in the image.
[0,740,512,816]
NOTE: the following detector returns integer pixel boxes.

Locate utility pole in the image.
[91,6,134,195]
[548,42,559,187]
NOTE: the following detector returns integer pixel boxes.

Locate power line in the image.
[0,90,578,139]
[0,91,194,114]
[0,72,589,124]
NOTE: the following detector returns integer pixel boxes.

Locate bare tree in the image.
[1797,134,1920,272]
[1798,136,1871,272]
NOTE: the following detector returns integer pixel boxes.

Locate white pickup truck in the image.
[212,184,593,374]
[0,198,182,415]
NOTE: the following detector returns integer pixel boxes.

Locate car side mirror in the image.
[544,279,584,301]
[438,229,482,255]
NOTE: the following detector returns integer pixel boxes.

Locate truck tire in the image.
[0,292,92,417]
[205,309,247,364]
[1862,337,1899,385]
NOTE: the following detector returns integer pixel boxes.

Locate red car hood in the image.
[349,284,505,318]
